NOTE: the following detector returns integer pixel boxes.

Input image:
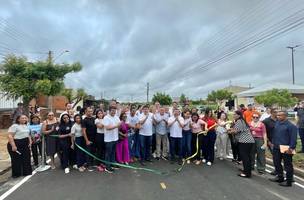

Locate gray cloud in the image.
[0,0,304,102]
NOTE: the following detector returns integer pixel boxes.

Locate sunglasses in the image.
[252,116,259,119]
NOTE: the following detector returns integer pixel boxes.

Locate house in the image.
[237,82,304,102]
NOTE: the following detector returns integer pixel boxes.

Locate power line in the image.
[149,14,304,92]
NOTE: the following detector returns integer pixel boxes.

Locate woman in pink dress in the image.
[116,112,130,164]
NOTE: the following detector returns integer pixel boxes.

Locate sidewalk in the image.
[0,130,10,175]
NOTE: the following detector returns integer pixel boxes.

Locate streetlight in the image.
[287,45,300,84]
[53,50,70,62]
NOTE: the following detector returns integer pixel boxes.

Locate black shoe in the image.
[178,160,183,165]
[258,171,265,175]
[145,159,153,163]
[269,176,284,183]
[270,171,277,176]
[105,167,114,174]
[279,182,292,187]
[155,157,160,160]
[112,165,120,170]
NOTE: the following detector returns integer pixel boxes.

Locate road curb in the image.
[0,166,11,176]
[266,158,304,178]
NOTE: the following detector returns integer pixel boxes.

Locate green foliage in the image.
[255,89,298,108]
[0,55,82,110]
[61,88,88,108]
[207,89,234,104]
[152,92,172,105]
[179,93,187,104]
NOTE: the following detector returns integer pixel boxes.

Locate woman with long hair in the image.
[228,110,255,178]
[202,108,217,166]
[95,109,106,172]
[58,114,75,174]
[216,112,229,160]
[29,115,42,168]
[190,113,208,165]
[7,115,32,178]
[116,112,130,164]
[71,114,86,172]
[42,112,59,169]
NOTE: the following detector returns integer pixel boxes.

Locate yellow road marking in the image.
[160,182,167,190]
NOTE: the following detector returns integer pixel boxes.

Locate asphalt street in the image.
[1,159,304,200]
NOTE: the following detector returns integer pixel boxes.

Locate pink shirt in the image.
[191,119,205,133]
[249,121,266,138]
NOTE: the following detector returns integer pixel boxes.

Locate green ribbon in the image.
[50,135,167,175]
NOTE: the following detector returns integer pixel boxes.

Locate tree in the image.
[179,93,187,105]
[255,89,298,108]
[0,55,82,114]
[152,92,172,105]
[207,89,234,105]
[61,88,88,108]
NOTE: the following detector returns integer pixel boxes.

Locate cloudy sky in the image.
[0,0,304,102]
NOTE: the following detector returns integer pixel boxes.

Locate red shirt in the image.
[204,117,217,130]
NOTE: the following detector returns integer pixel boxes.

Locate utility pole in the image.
[146,82,149,103]
[287,45,300,84]
[47,50,53,63]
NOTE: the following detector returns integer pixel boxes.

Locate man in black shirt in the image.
[82,107,97,171]
[262,108,277,175]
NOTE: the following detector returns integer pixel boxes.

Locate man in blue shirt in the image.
[269,111,297,187]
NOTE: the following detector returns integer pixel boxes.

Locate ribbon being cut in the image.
[50,134,167,175]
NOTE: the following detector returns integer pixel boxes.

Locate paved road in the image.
[1,159,304,200]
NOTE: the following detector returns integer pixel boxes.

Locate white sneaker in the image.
[64,167,70,174]
[202,159,206,163]
[186,160,191,164]
[73,164,78,169]
[207,161,212,166]
[219,157,224,161]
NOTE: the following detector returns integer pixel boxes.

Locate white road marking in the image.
[0,156,53,200]
[266,164,304,182]
[265,188,290,200]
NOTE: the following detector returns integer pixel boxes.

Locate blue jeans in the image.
[105,141,117,168]
[182,130,192,158]
[139,135,152,161]
[128,132,136,158]
[170,137,182,159]
[75,137,86,167]
[299,128,304,152]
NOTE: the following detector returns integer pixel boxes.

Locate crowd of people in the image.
[7,100,299,187]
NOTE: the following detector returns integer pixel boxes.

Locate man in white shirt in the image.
[127,107,140,161]
[168,108,184,164]
[139,105,153,165]
[154,107,169,160]
[103,106,121,173]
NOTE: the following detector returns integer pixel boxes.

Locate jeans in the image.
[75,137,86,168]
[182,130,192,158]
[239,142,254,177]
[192,133,203,160]
[170,137,182,159]
[105,141,117,168]
[128,133,136,158]
[202,130,217,163]
[299,128,304,152]
[86,135,96,167]
[139,135,152,161]
[95,134,105,161]
[229,134,241,161]
[59,138,72,169]
[250,138,266,171]
[31,142,42,166]
[273,147,294,183]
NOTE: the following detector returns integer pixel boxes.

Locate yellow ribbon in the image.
[177,123,217,172]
